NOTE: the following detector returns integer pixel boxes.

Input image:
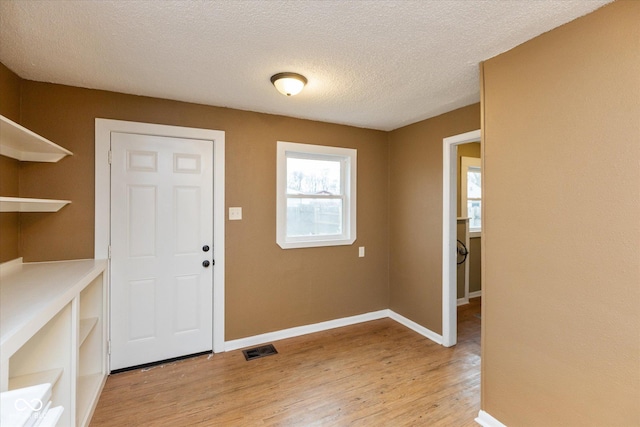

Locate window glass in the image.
[467,167,481,199]
[286,198,343,237]
[277,141,356,249]
[286,157,341,195]
[461,156,482,231]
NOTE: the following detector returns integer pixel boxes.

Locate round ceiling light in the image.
[270,72,307,96]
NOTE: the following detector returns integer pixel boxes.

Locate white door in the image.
[110,132,213,370]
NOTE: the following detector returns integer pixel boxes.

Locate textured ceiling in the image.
[0,0,612,131]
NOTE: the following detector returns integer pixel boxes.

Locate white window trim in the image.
[277,141,356,249]
[461,156,482,234]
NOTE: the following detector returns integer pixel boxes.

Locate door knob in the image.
[202,260,210,267]
[203,245,210,252]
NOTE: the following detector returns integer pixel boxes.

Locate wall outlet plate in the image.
[229,207,242,220]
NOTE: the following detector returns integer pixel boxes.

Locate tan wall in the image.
[388,103,480,334]
[456,220,467,299]
[0,63,21,262]
[468,237,481,293]
[481,1,640,425]
[457,142,481,217]
[457,142,482,295]
[16,81,390,340]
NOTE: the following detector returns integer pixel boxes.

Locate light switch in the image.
[359,246,365,257]
[229,207,242,220]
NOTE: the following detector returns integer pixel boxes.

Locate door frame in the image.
[442,129,481,347]
[95,119,226,359]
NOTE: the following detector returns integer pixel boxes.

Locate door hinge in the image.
[108,150,112,164]
[108,245,112,259]
[107,340,111,355]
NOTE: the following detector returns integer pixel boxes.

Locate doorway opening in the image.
[442,129,481,347]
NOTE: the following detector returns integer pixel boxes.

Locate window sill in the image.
[277,236,355,249]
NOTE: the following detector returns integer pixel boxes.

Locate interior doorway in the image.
[441,129,481,347]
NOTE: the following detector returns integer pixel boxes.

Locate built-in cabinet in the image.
[0,112,106,426]
[0,258,108,427]
[0,114,72,212]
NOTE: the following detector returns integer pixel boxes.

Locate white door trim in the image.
[442,129,481,347]
[95,119,226,354]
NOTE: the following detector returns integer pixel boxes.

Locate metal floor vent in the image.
[243,344,278,361]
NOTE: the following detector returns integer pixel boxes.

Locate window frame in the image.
[276,141,357,249]
[460,156,482,235]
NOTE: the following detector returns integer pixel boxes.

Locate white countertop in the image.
[0,259,107,358]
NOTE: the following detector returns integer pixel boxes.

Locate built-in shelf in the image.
[0,383,52,426]
[9,368,63,391]
[77,373,103,425]
[0,197,71,213]
[39,405,64,427]
[0,115,73,162]
[1,259,107,427]
[79,318,98,347]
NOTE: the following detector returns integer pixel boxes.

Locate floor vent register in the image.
[242,344,278,361]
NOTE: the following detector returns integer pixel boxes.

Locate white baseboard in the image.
[457,297,469,306]
[469,290,482,299]
[224,310,389,351]
[224,309,444,351]
[387,310,443,345]
[475,410,507,427]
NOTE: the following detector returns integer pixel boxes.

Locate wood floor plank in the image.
[91,298,481,426]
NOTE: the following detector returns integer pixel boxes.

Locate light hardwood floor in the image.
[91,299,481,426]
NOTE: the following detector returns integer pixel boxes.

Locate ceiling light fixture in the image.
[270,72,307,96]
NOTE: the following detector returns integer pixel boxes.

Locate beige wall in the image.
[0,63,21,262]
[457,142,481,217]
[456,219,467,299]
[481,1,640,425]
[457,142,482,295]
[468,237,481,294]
[10,80,390,341]
[388,103,480,334]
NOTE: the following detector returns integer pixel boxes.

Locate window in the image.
[461,156,481,232]
[277,141,356,249]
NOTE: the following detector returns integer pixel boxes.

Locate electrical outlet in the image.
[229,207,242,220]
[359,246,365,257]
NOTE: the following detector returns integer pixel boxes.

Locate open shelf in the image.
[79,317,98,347]
[9,368,63,391]
[0,382,64,427]
[1,259,107,427]
[0,197,71,213]
[39,405,64,427]
[76,373,103,426]
[0,383,52,427]
[0,115,73,162]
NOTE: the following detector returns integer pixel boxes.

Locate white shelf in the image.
[9,368,63,391]
[76,373,103,426]
[79,318,98,347]
[0,114,73,162]
[40,405,64,427]
[0,383,52,427]
[0,197,71,213]
[0,259,107,358]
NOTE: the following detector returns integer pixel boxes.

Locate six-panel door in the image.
[110,132,213,370]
